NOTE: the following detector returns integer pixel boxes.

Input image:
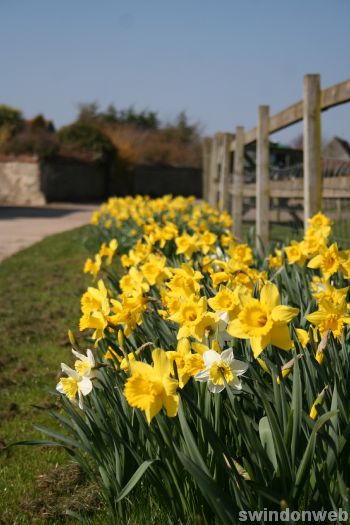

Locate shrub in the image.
[58,122,117,162]
[1,131,59,157]
[0,104,24,134]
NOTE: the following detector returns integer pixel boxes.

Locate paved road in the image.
[0,203,100,262]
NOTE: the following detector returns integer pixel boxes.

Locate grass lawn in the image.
[0,225,105,524]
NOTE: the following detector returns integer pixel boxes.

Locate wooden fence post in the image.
[208,134,218,206]
[303,74,322,229]
[218,133,231,210]
[256,105,270,250]
[202,137,212,201]
[232,126,245,238]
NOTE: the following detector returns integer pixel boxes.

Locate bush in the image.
[0,105,24,134]
[1,131,59,157]
[58,122,117,162]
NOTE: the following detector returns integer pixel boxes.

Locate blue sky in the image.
[1,0,349,143]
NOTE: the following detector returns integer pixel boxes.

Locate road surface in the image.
[0,203,99,262]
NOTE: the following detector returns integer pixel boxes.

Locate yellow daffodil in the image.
[80,280,110,342]
[307,212,332,239]
[120,267,150,294]
[200,231,217,254]
[99,239,118,265]
[308,243,344,279]
[169,295,217,341]
[109,291,148,337]
[167,338,192,388]
[208,285,241,321]
[284,241,307,266]
[167,264,203,296]
[268,248,283,269]
[302,227,327,257]
[227,243,253,267]
[309,277,348,305]
[84,254,102,279]
[227,282,299,358]
[306,299,350,339]
[175,234,199,258]
[140,254,170,286]
[124,348,179,423]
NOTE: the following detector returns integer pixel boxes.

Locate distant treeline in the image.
[0,103,202,167]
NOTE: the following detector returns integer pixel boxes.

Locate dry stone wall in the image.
[0,157,46,205]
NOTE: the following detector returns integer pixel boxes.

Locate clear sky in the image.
[1,0,349,144]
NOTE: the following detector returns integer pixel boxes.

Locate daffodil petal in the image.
[269,324,293,351]
[152,348,171,377]
[306,311,327,324]
[231,360,249,376]
[307,254,322,269]
[203,350,221,367]
[260,282,280,310]
[78,377,93,396]
[271,305,299,323]
[228,376,243,390]
[195,369,210,381]
[220,348,234,363]
[208,382,225,394]
[163,394,179,417]
[227,319,249,339]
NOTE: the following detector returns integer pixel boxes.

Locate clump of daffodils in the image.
[56,199,349,431]
[52,198,350,519]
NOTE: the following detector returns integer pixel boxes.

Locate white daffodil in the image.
[72,348,95,378]
[195,348,248,394]
[56,363,93,409]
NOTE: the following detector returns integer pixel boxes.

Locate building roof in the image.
[333,136,350,156]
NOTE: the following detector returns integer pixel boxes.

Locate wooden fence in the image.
[203,74,350,246]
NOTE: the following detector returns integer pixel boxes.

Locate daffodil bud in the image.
[309,403,318,420]
[309,386,328,420]
[277,368,291,384]
[118,329,124,349]
[315,330,329,365]
[68,329,76,347]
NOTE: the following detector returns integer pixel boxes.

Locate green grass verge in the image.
[0,225,104,524]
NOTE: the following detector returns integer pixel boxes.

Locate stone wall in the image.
[0,156,46,205]
[0,156,202,205]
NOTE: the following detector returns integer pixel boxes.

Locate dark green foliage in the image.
[77,102,160,130]
[163,111,201,145]
[0,104,24,134]
[58,122,117,161]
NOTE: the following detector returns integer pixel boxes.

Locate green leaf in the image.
[259,416,278,471]
[176,449,236,523]
[116,460,156,502]
[293,411,337,500]
[291,353,302,467]
[177,400,210,476]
